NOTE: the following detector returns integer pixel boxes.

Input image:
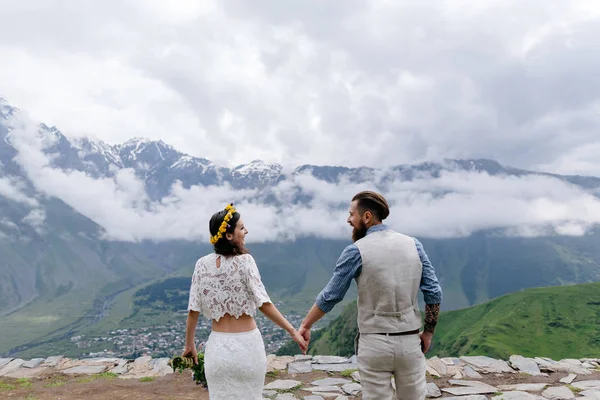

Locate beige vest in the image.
[355,229,423,333]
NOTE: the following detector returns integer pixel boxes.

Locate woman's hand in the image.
[182,344,198,365]
[290,329,308,354]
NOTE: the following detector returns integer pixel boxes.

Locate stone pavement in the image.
[1,354,599,399]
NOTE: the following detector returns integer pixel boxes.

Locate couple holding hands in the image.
[183,191,443,400]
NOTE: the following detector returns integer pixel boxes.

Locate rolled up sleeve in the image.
[414,238,443,305]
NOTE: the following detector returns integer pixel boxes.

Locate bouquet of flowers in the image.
[169,349,207,388]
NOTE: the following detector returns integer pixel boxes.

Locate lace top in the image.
[187,253,272,321]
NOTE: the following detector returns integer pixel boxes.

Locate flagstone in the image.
[464,365,484,379]
[535,358,560,372]
[559,374,576,384]
[275,394,298,400]
[341,382,361,396]
[4,366,47,379]
[493,391,544,399]
[541,386,574,399]
[572,381,600,390]
[427,365,441,377]
[0,359,25,376]
[427,356,448,376]
[579,390,600,399]
[461,356,515,373]
[42,355,64,367]
[311,378,352,386]
[312,363,357,372]
[442,380,499,396]
[303,386,341,393]
[265,379,302,391]
[426,382,442,398]
[62,364,107,375]
[312,356,350,364]
[510,355,544,376]
[289,361,313,374]
[498,384,548,392]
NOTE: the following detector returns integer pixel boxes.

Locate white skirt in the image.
[204,328,267,400]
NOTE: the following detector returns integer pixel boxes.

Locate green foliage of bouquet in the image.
[169,352,207,388]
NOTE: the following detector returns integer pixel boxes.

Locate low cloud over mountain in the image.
[1,98,599,244]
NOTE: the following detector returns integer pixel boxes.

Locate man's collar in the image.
[366,223,388,235]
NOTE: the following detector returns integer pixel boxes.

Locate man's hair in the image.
[352,191,390,221]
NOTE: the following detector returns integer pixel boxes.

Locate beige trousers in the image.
[356,332,426,400]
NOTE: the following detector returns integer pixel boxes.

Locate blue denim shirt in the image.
[316,224,443,313]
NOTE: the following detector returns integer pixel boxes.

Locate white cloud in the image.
[0,1,599,173]
[22,208,46,234]
[382,173,600,238]
[0,175,38,207]
[6,112,600,243]
[0,218,18,230]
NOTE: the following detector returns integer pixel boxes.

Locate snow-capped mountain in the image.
[0,97,16,121]
[1,96,600,203]
[38,129,280,198]
[230,160,284,188]
[2,95,600,359]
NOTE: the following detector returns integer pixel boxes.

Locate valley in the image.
[285,282,600,361]
[1,95,600,359]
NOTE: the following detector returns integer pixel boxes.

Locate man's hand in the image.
[298,324,311,345]
[419,331,433,354]
[299,303,325,347]
[289,329,308,354]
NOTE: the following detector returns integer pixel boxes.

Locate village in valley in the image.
[71,311,305,359]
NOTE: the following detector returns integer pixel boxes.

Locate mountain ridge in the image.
[2,95,600,359]
[277,281,600,361]
[3,95,600,198]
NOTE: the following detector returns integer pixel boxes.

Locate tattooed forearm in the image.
[424,303,440,334]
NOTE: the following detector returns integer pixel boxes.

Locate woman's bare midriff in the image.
[211,313,257,333]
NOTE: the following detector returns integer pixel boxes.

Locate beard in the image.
[352,221,368,242]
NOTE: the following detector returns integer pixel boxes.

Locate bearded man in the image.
[299,190,443,400]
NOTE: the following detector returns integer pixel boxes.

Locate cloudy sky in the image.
[3,111,600,243]
[2,1,600,244]
[1,0,600,174]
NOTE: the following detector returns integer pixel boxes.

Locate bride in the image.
[182,203,307,399]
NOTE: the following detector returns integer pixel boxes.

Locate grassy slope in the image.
[4,229,600,358]
[287,282,600,360]
[3,239,353,358]
[432,282,600,359]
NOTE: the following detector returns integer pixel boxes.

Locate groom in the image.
[299,191,443,400]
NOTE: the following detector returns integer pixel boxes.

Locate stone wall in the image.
[1,354,600,399]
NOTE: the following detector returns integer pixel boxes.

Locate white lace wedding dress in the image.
[187,253,272,400]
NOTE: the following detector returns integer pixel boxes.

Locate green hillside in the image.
[3,226,600,357]
[0,238,355,358]
[279,282,600,360]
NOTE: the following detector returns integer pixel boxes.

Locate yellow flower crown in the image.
[210,203,236,245]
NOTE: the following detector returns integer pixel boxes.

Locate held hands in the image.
[298,324,311,345]
[295,324,311,355]
[290,329,308,354]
